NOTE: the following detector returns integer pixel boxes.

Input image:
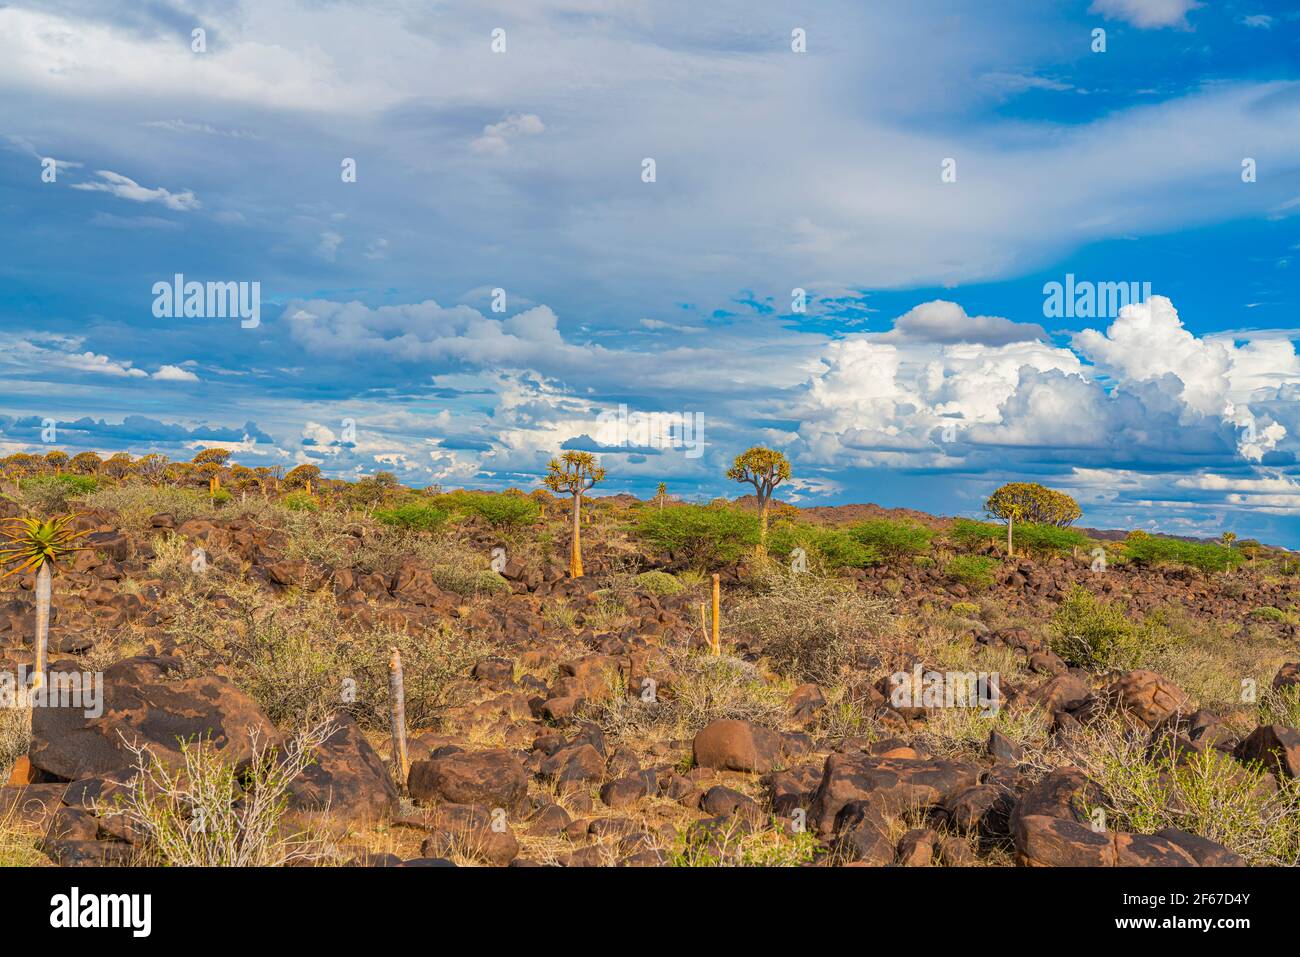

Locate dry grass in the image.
[727,568,897,685]
[1144,606,1294,716]
[587,651,788,748]
[163,580,489,730]
[0,706,29,783]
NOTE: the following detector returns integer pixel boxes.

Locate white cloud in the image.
[70,170,199,211]
[879,300,1046,346]
[470,113,545,155]
[153,364,199,382]
[1089,0,1202,29]
[66,351,149,378]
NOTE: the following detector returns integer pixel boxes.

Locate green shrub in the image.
[441,491,539,528]
[768,523,881,570]
[1073,716,1300,866]
[848,518,932,558]
[1250,606,1289,623]
[949,518,1002,549]
[210,488,233,505]
[634,570,684,595]
[167,584,489,730]
[1124,535,1244,573]
[944,555,999,590]
[950,601,981,617]
[636,505,760,569]
[1012,523,1090,554]
[1049,585,1165,670]
[281,491,319,512]
[374,501,450,532]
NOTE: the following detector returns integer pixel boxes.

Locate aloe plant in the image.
[543,451,605,578]
[0,515,89,690]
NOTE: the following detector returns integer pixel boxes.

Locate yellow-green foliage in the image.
[1049,586,1167,671]
[944,555,999,590]
[848,518,932,558]
[1124,535,1244,573]
[985,481,1082,527]
[634,570,684,595]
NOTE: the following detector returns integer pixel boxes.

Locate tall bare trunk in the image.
[1006,515,1014,558]
[33,564,50,691]
[387,648,409,790]
[569,493,583,578]
[757,496,770,557]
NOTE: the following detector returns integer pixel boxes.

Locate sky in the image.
[1,0,1299,544]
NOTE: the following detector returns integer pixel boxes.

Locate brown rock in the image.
[1235,724,1300,779]
[809,753,978,835]
[692,719,806,774]
[408,749,528,811]
[1106,670,1188,728]
[894,827,937,866]
[28,658,276,781]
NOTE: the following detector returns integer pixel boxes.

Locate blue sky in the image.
[1,0,1299,543]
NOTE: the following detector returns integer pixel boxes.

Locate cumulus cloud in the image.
[153,364,199,382]
[70,169,199,211]
[879,300,1046,346]
[1072,296,1297,458]
[285,299,607,376]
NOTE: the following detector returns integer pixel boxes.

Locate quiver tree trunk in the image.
[569,493,584,578]
[33,564,50,691]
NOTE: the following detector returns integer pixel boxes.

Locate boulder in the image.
[408,749,528,811]
[1235,724,1300,779]
[1105,670,1188,729]
[808,753,978,835]
[1272,662,1300,692]
[832,799,893,865]
[286,713,398,821]
[692,719,806,774]
[28,658,276,781]
[1024,674,1091,714]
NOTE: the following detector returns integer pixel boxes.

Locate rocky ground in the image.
[1,489,1297,868]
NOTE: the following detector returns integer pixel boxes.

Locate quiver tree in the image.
[134,453,169,486]
[102,452,134,482]
[229,465,261,501]
[191,448,232,494]
[68,452,102,476]
[655,482,667,511]
[984,481,1081,557]
[543,451,605,578]
[43,450,69,474]
[726,446,791,554]
[284,464,322,496]
[0,515,88,691]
